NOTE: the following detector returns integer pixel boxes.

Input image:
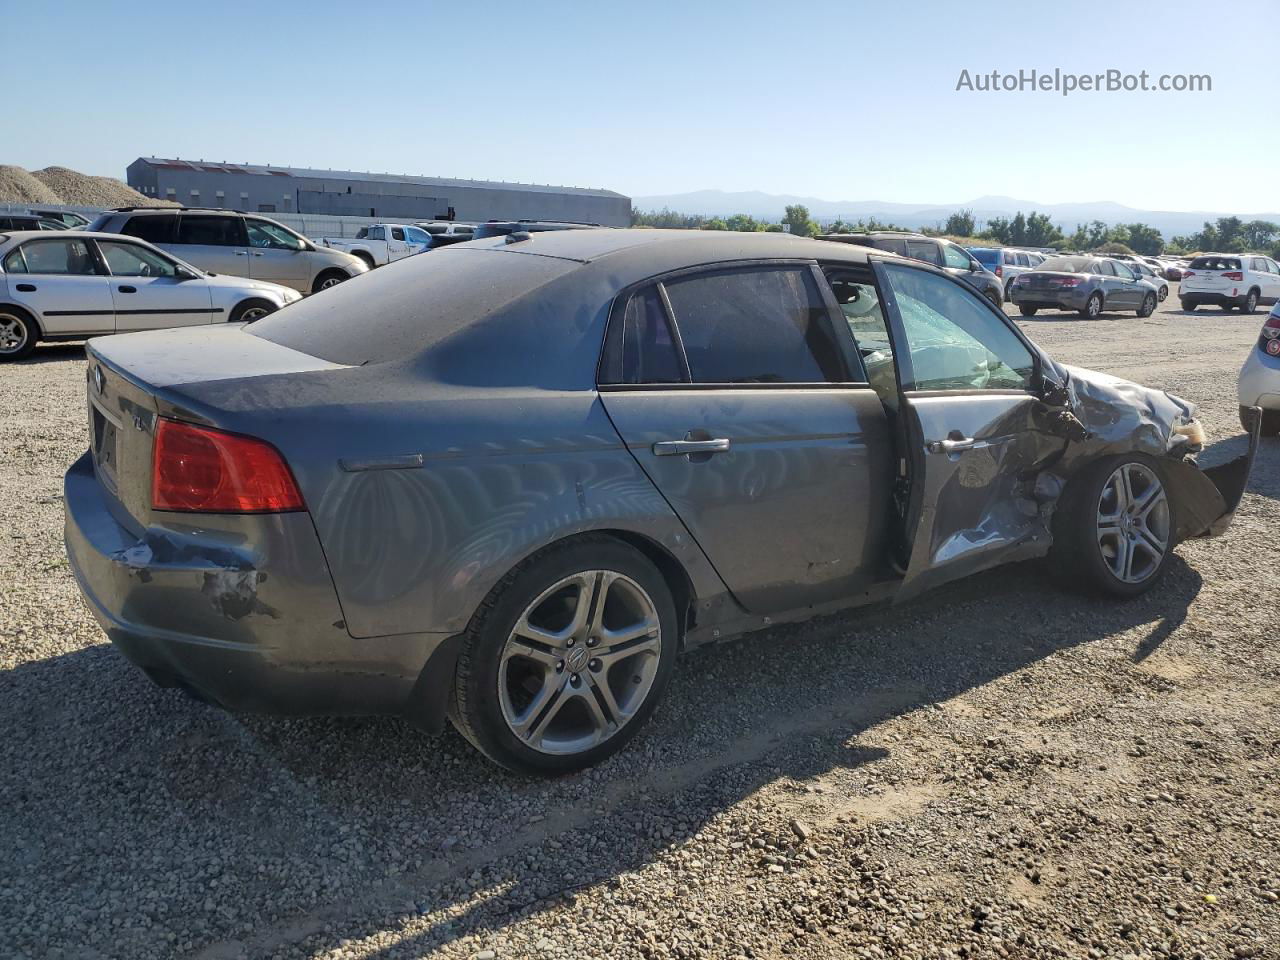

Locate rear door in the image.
[1109,260,1142,307]
[598,263,895,614]
[244,217,310,291]
[169,214,251,278]
[95,238,215,331]
[871,260,1064,601]
[386,226,411,261]
[1,236,114,336]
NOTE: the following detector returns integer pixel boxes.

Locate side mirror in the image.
[175,266,199,281]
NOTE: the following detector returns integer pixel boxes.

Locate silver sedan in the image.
[0,231,302,360]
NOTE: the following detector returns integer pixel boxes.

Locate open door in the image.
[870,260,1066,603]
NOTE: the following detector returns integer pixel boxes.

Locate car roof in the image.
[458,227,879,267]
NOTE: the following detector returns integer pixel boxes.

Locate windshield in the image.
[1189,256,1241,271]
[1038,256,1093,273]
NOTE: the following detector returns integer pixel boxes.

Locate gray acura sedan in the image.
[64,230,1259,774]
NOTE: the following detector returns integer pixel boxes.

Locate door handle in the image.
[117,285,137,294]
[251,252,264,257]
[235,251,248,256]
[927,437,978,454]
[16,283,36,292]
[653,438,731,456]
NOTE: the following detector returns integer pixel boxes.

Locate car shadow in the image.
[24,342,87,364]
[0,556,1205,958]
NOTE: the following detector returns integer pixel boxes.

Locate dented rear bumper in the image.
[63,451,453,723]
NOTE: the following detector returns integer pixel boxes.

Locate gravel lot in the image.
[1,290,1276,960]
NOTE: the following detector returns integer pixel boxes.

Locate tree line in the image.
[631,205,1280,259]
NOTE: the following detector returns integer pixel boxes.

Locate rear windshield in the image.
[1189,256,1241,271]
[1038,256,1093,272]
[250,248,577,365]
[969,248,1000,266]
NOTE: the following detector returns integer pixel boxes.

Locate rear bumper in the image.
[1011,287,1089,310]
[1180,290,1239,306]
[63,451,458,729]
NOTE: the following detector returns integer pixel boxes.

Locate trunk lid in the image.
[85,326,343,529]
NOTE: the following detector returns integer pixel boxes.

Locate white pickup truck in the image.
[315,223,432,269]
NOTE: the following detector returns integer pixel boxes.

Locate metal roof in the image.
[134,157,627,200]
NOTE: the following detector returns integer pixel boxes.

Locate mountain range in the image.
[631,190,1280,238]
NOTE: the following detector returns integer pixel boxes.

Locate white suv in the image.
[1180,253,1280,313]
[1238,306,1280,435]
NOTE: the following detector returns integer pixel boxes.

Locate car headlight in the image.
[1172,418,1206,449]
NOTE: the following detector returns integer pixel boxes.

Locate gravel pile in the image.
[30,165,176,207]
[0,164,61,204]
[0,295,1276,960]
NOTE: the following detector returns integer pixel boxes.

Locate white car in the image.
[1180,253,1280,313]
[315,223,431,269]
[0,231,301,362]
[1129,260,1170,301]
[1238,306,1280,435]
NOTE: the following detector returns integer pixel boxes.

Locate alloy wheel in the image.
[1096,462,1170,584]
[319,276,344,290]
[240,306,271,322]
[499,570,662,755]
[0,313,29,354]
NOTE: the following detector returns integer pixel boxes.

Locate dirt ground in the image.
[0,289,1276,960]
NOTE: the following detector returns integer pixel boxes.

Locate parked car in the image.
[1237,305,1280,435]
[0,230,301,361]
[315,223,432,269]
[820,232,1004,305]
[63,230,1256,774]
[472,220,602,239]
[415,221,475,238]
[1160,259,1190,282]
[968,247,1046,300]
[0,214,70,231]
[1011,255,1160,318]
[1179,253,1280,313]
[28,209,92,229]
[1128,260,1170,301]
[86,208,368,294]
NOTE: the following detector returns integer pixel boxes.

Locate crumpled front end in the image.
[1051,364,1260,540]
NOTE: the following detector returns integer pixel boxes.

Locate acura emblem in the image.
[93,366,105,395]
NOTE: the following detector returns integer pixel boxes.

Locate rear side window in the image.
[8,238,99,275]
[970,249,999,267]
[905,239,942,266]
[177,215,245,246]
[391,227,406,241]
[121,214,177,244]
[367,226,386,241]
[663,267,849,383]
[1190,256,1241,271]
[599,286,684,385]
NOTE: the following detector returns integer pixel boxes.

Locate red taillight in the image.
[1182,271,1194,278]
[152,419,304,513]
[1223,271,1244,281]
[1048,276,1082,287]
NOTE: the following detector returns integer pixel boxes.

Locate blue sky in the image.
[7,0,1277,212]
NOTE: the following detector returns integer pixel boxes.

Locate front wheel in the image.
[312,270,348,293]
[1019,305,1038,317]
[1137,292,1156,317]
[1157,285,1168,301]
[1181,299,1197,312]
[229,299,276,324]
[985,289,1002,307]
[1050,455,1175,598]
[1080,292,1103,319]
[448,537,679,775]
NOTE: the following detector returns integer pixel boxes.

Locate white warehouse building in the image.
[126,157,631,226]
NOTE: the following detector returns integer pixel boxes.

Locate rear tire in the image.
[1242,289,1259,314]
[1241,405,1280,436]
[1080,292,1103,319]
[1137,292,1156,317]
[448,536,679,776]
[1019,305,1038,317]
[1050,453,1176,598]
[0,306,39,361]
[1220,302,1235,312]
[228,299,276,324]
[1181,299,1196,312]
